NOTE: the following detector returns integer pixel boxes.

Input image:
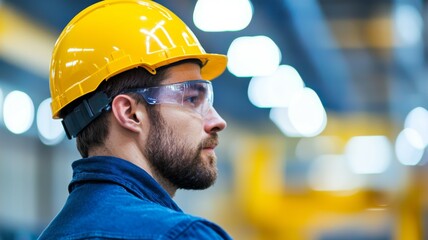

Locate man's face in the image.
[143,62,227,190]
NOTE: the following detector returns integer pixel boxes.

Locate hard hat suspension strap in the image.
[62,92,112,139]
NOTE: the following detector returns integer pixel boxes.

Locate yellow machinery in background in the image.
[230,114,425,240]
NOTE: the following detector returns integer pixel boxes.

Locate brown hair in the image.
[73,59,202,157]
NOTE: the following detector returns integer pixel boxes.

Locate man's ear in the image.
[111,95,145,133]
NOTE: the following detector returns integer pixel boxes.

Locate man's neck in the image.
[150,170,177,197]
[89,146,177,198]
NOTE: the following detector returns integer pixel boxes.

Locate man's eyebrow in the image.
[188,83,207,92]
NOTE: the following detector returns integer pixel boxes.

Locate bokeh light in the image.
[248,65,305,108]
[270,88,327,138]
[404,107,428,147]
[269,107,301,137]
[308,154,364,191]
[345,136,392,174]
[0,87,3,124]
[227,35,281,77]
[288,88,327,137]
[36,98,65,145]
[3,90,34,134]
[193,0,253,32]
[395,128,425,166]
[393,4,423,46]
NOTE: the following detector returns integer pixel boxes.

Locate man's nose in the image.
[204,107,227,134]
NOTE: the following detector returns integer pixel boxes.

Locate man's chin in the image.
[201,151,217,167]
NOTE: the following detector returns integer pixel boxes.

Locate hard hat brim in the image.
[150,53,228,81]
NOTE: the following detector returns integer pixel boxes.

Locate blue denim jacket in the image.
[38,156,232,240]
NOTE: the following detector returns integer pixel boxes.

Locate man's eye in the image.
[184,95,202,106]
[185,95,198,103]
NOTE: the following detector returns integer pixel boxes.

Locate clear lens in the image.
[125,80,213,116]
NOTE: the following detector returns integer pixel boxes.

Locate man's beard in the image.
[144,109,218,190]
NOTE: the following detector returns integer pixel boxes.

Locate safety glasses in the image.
[122,80,214,116]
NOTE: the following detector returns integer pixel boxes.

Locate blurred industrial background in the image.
[0,0,427,239]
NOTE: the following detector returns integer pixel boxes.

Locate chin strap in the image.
[62,92,112,139]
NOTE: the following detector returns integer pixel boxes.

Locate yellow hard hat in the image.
[50,0,227,119]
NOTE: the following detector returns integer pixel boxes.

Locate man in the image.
[38,0,232,239]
